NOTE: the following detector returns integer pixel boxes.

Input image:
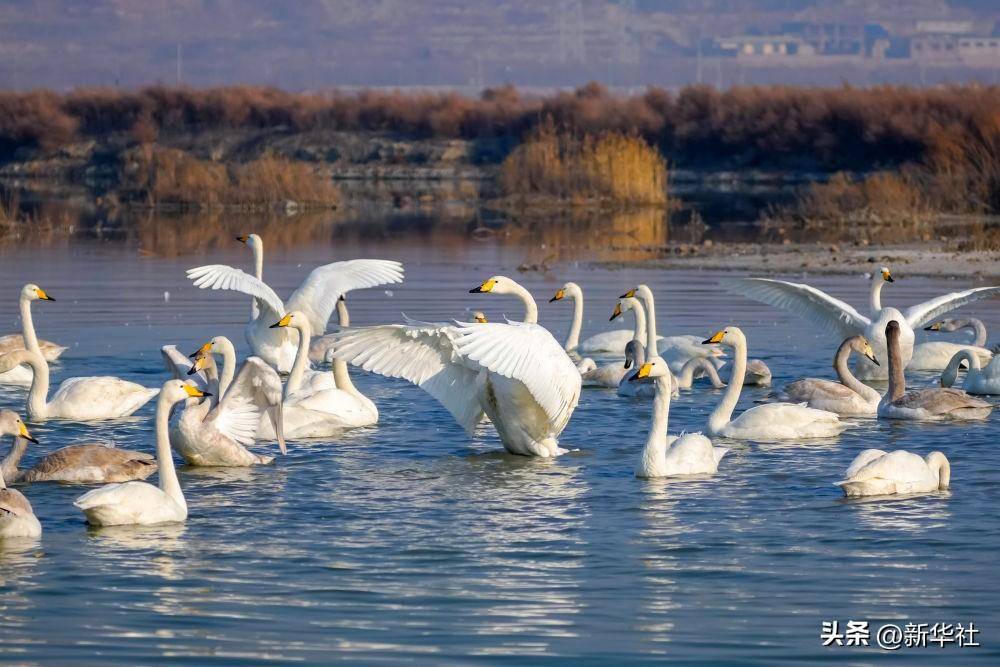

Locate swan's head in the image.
[473,311,488,324]
[623,339,643,369]
[162,379,211,403]
[925,319,967,333]
[548,282,581,303]
[187,353,215,376]
[702,327,744,348]
[850,336,879,365]
[879,267,893,283]
[627,358,668,382]
[189,336,229,359]
[577,358,597,373]
[611,297,641,322]
[270,311,307,330]
[885,319,901,342]
[22,284,55,302]
[0,410,37,443]
[236,233,262,249]
[469,276,516,296]
[619,284,651,300]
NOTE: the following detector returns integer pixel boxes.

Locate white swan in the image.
[327,276,581,457]
[0,349,159,421]
[172,337,286,466]
[630,358,728,478]
[0,410,156,483]
[768,336,882,416]
[188,238,404,371]
[0,414,42,538]
[910,318,993,370]
[262,311,379,438]
[878,320,992,421]
[620,284,725,374]
[0,284,65,386]
[940,349,1000,396]
[73,380,205,526]
[838,449,950,497]
[702,326,845,441]
[675,357,726,390]
[550,282,634,354]
[724,267,1000,379]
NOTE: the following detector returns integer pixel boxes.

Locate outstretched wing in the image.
[451,321,581,430]
[286,260,405,335]
[903,286,1000,329]
[186,265,285,320]
[217,356,285,449]
[723,277,870,339]
[324,323,484,433]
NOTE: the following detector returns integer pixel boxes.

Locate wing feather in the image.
[186,265,285,319]
[723,278,869,339]
[903,286,1000,328]
[286,259,405,335]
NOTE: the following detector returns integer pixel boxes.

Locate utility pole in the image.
[175,43,182,86]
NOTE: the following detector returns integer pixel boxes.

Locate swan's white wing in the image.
[208,398,260,446]
[286,260,405,335]
[903,286,1000,328]
[224,357,284,410]
[186,265,285,320]
[840,450,930,484]
[723,277,870,339]
[451,321,581,427]
[325,324,485,433]
[843,448,889,479]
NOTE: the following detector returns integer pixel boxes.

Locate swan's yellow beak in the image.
[183,384,209,398]
[881,268,893,282]
[610,302,623,321]
[549,288,565,303]
[35,288,54,301]
[863,342,879,365]
[188,355,209,375]
[189,341,213,359]
[18,421,38,444]
[703,330,725,344]
[236,235,249,243]
[470,278,496,294]
[270,313,293,328]
[620,288,636,298]
[474,313,488,324]
[628,362,653,382]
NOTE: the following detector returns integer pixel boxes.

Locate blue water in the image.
[0,239,997,664]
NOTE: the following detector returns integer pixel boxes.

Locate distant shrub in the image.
[498,126,668,205]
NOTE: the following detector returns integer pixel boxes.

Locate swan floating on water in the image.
[940,349,1000,396]
[725,267,1000,379]
[702,326,845,441]
[326,276,581,457]
[878,320,993,421]
[0,284,66,386]
[909,318,993,371]
[838,449,950,497]
[550,282,634,354]
[768,336,882,416]
[630,358,728,479]
[73,380,206,526]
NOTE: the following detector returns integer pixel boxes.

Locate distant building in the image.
[956,36,1000,67]
[713,35,815,59]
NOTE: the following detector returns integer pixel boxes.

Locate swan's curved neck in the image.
[630,301,648,347]
[678,357,725,389]
[886,328,906,402]
[956,318,988,347]
[564,292,584,352]
[870,276,885,313]
[929,455,951,489]
[835,341,880,402]
[332,301,360,396]
[708,335,746,434]
[11,350,50,418]
[941,349,979,388]
[20,296,42,356]
[510,283,538,324]
[286,319,313,395]
[156,393,186,509]
[638,287,658,356]
[641,375,673,466]
[218,338,237,399]
[1,435,28,483]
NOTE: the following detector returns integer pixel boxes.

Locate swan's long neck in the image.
[834,340,880,402]
[332,301,360,396]
[155,392,185,509]
[638,287,658,356]
[886,327,906,402]
[956,318,988,347]
[286,319,313,396]
[1,435,28,483]
[564,292,584,352]
[640,375,672,467]
[20,296,42,356]
[870,276,885,313]
[13,351,50,418]
[926,452,950,489]
[512,283,538,324]
[218,338,237,399]
[678,357,725,389]
[250,240,264,319]
[941,350,979,388]
[630,301,648,348]
[708,335,746,434]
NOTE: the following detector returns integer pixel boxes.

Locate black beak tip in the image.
[871,357,880,366]
[46,296,55,301]
[27,435,39,444]
[627,372,639,382]
[618,292,628,299]
[187,351,199,358]
[609,314,616,321]
[236,236,246,243]
[202,391,213,397]
[186,367,198,375]
[886,276,894,282]
[701,338,713,345]
[269,322,281,328]
[548,296,558,303]
[469,287,481,294]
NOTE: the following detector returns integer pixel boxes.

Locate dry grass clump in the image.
[120,146,339,209]
[792,171,930,225]
[498,126,667,206]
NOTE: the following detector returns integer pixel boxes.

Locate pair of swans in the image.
[75,380,206,526]
[702,327,845,441]
[629,358,728,479]
[327,276,581,457]
[0,410,155,483]
[0,284,66,386]
[164,337,286,466]
[878,320,992,421]
[189,233,404,372]
[941,349,1000,395]
[911,318,993,370]
[726,267,1000,379]
[838,449,950,497]
[769,336,882,416]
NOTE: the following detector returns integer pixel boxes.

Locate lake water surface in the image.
[0,232,998,664]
